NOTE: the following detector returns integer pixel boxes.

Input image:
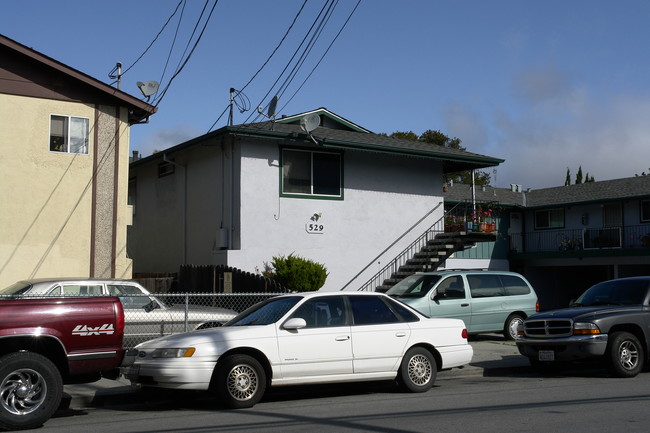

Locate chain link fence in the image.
[120,292,287,348]
[2,292,285,348]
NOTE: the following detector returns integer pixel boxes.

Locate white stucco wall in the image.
[227,139,445,291]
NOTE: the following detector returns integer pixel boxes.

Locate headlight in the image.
[573,322,600,335]
[151,347,196,358]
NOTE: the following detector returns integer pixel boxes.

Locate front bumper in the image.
[516,334,609,361]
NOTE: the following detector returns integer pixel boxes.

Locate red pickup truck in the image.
[0,296,125,430]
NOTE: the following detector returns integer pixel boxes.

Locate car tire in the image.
[607,331,644,378]
[0,352,63,431]
[398,347,437,393]
[503,314,524,340]
[215,354,266,409]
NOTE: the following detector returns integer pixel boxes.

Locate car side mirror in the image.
[143,300,158,313]
[283,318,307,330]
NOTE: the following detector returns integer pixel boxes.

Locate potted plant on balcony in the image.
[641,233,650,247]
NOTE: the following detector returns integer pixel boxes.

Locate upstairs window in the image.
[50,114,89,154]
[641,200,650,223]
[281,148,342,198]
[535,208,564,229]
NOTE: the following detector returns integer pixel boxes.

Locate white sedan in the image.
[124,291,473,408]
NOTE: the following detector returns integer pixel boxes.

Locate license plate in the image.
[539,350,555,361]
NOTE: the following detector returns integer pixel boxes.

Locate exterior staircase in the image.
[374,231,496,292]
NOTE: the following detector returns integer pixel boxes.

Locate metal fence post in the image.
[184,293,190,332]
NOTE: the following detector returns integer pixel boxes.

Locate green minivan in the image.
[386,271,539,340]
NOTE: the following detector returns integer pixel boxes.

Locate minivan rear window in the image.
[467,274,505,298]
[501,275,531,296]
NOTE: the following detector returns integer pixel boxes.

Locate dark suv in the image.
[516,276,650,377]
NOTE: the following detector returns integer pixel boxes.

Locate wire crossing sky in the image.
[3,0,650,188]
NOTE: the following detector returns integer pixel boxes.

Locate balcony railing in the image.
[510,224,650,253]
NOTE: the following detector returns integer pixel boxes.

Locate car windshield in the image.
[386,275,441,298]
[0,282,32,295]
[225,296,302,326]
[573,279,649,307]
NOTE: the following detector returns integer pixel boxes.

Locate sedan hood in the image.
[135,324,276,349]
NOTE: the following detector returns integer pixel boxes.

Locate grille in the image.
[524,319,573,338]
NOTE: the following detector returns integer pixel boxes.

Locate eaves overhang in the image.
[224,125,504,173]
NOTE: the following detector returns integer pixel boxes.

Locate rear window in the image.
[575,279,649,306]
[501,275,531,296]
[0,282,33,295]
[467,274,505,298]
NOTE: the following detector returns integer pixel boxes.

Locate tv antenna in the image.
[300,114,320,145]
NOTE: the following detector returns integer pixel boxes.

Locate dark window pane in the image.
[283,150,311,194]
[350,296,399,325]
[501,275,530,296]
[467,274,505,298]
[313,152,341,195]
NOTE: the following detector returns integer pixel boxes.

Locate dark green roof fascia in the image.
[276,108,370,133]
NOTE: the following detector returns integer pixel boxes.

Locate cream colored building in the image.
[0,34,156,288]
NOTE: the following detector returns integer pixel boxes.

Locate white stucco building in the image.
[128,108,502,291]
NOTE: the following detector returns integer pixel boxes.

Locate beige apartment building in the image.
[0,34,156,288]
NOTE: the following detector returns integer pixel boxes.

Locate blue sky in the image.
[3,0,650,188]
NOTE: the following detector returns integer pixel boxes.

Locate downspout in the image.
[164,153,187,264]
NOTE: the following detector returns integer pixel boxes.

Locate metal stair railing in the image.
[342,201,474,292]
[339,202,444,292]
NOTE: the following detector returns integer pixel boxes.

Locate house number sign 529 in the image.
[306,223,324,234]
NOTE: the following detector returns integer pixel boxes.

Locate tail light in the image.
[535,300,540,312]
[461,328,468,339]
[114,300,125,335]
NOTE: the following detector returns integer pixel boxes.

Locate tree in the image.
[387,129,490,186]
[576,166,583,184]
[564,168,571,186]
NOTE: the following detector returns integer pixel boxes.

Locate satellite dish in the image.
[257,95,279,119]
[267,96,278,118]
[300,114,320,133]
[137,81,160,97]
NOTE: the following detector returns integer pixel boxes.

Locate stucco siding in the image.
[0,95,95,286]
[230,140,445,291]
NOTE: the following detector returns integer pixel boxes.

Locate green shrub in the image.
[265,254,328,292]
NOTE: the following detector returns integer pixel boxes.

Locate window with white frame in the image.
[534,208,564,229]
[281,148,342,198]
[641,200,650,222]
[50,115,89,154]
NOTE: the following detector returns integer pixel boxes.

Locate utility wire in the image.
[242,0,335,126]
[154,0,188,100]
[280,0,361,111]
[120,0,185,77]
[154,0,220,107]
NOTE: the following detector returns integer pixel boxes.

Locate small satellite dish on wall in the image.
[257,95,279,119]
[300,114,320,133]
[137,81,160,98]
[267,96,278,118]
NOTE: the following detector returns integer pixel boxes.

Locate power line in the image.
[280,0,361,111]
[153,0,220,107]
[119,0,186,77]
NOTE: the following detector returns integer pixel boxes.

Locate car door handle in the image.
[461,303,470,307]
[395,332,407,337]
[335,335,350,341]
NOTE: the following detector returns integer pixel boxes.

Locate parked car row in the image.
[3,274,650,416]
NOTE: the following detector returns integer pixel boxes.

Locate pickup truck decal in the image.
[72,323,115,336]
